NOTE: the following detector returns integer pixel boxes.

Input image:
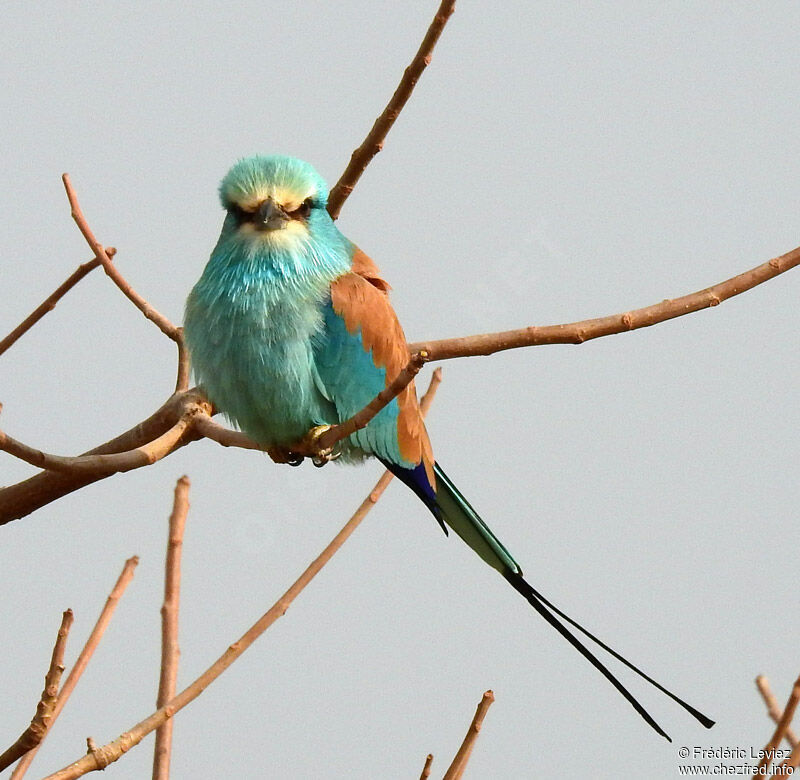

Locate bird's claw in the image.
[303,424,342,468]
[267,446,305,467]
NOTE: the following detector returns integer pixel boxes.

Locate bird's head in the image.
[217,155,330,248]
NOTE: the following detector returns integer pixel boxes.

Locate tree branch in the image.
[410,244,800,361]
[152,478,189,780]
[756,673,800,774]
[442,690,495,780]
[61,174,180,342]
[41,372,442,780]
[419,753,433,779]
[2,241,798,526]
[327,0,457,219]
[756,675,799,749]
[0,413,195,476]
[11,557,139,779]
[0,352,426,519]
[0,390,204,526]
[0,255,107,357]
[0,610,73,772]
[296,351,428,457]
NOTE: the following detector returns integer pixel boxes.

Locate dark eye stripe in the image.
[229,203,255,225]
[288,197,313,219]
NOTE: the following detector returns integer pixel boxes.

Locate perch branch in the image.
[296,351,428,456]
[11,557,139,779]
[152,478,189,780]
[327,0,457,219]
[42,372,442,780]
[190,415,263,450]
[0,389,206,526]
[2,240,798,525]
[410,244,800,360]
[0,413,195,476]
[0,255,107,357]
[756,676,799,749]
[442,690,495,780]
[0,609,73,772]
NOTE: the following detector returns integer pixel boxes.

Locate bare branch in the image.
[174,327,190,393]
[756,676,799,749]
[191,415,263,451]
[152,478,189,780]
[0,255,108,357]
[0,609,73,772]
[61,174,180,342]
[0,389,205,526]
[327,0,457,219]
[3,240,796,525]
[410,244,800,361]
[778,741,800,771]
[11,557,139,779]
[419,753,433,779]
[41,372,443,780]
[755,673,800,775]
[190,353,428,462]
[442,691,495,780]
[0,414,194,476]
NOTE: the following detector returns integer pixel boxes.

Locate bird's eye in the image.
[290,198,313,219]
[229,203,254,224]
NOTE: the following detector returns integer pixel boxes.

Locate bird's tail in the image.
[432,462,715,741]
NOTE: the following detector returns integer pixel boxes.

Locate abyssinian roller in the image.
[184,155,714,740]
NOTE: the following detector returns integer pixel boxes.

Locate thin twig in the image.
[0,609,73,772]
[11,557,139,779]
[410,244,800,361]
[419,753,433,779]
[442,691,495,780]
[0,255,108,357]
[152,477,190,780]
[42,372,443,780]
[755,673,800,775]
[61,174,180,342]
[756,676,799,749]
[327,0,457,219]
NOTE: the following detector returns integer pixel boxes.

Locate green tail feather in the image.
[433,464,521,575]
[432,462,715,739]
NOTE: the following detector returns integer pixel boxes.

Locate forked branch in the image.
[42,372,442,780]
[11,557,139,779]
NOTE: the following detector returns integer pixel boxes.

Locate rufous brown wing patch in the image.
[331,248,435,489]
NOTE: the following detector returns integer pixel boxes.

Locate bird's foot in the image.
[300,424,342,468]
[267,445,305,467]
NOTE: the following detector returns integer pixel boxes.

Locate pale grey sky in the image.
[2,2,799,777]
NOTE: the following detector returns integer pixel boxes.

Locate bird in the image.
[184,154,714,741]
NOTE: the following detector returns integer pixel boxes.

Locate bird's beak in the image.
[254,198,288,231]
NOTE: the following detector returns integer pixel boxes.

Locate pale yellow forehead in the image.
[235,184,316,213]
